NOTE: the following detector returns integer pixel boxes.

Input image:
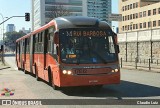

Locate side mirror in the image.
[117,45,120,53]
[54,31,59,44]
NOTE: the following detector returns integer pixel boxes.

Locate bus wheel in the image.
[52,84,58,90]
[48,68,52,86]
[35,65,40,81]
[48,68,58,90]
[24,68,27,74]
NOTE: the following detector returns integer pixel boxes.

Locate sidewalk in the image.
[121,61,160,73]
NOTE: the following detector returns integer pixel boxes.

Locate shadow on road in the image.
[61,80,160,99]
[0,67,11,70]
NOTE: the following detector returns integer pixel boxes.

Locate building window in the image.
[125,6,127,11]
[125,25,127,30]
[136,2,138,8]
[123,16,125,21]
[122,6,124,11]
[130,14,132,20]
[148,21,151,28]
[158,20,160,26]
[136,13,138,18]
[133,14,135,19]
[140,23,142,29]
[133,24,135,29]
[128,25,130,30]
[133,3,135,8]
[128,15,130,20]
[130,4,132,9]
[143,11,146,17]
[139,12,142,18]
[143,22,146,28]
[153,9,156,15]
[128,5,130,10]
[136,24,138,29]
[123,26,124,31]
[158,8,160,14]
[130,25,132,30]
[148,10,151,16]
[125,16,127,20]
[153,21,156,27]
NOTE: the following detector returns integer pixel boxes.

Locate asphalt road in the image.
[0,55,160,108]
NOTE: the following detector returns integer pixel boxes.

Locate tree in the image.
[46,4,71,23]
[4,31,26,51]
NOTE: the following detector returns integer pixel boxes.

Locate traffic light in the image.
[25,13,30,21]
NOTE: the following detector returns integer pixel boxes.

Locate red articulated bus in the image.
[16,16,120,90]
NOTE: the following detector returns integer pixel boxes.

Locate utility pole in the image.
[0,13,5,65]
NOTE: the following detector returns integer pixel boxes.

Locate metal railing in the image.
[120,57,160,71]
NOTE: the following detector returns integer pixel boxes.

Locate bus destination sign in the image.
[63,30,107,37]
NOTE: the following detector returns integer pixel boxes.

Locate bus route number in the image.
[74,69,87,74]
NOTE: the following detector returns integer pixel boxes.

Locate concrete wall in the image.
[118,28,160,62]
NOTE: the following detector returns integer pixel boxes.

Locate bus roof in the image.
[16,16,112,42]
[54,16,111,29]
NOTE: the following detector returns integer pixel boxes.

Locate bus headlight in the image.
[67,70,72,75]
[111,69,119,73]
[63,70,67,74]
[114,69,119,72]
[111,70,115,72]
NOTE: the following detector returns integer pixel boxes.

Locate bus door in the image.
[44,30,48,70]
[43,29,51,81]
[20,40,24,69]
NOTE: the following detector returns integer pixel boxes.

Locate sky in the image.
[0,0,119,39]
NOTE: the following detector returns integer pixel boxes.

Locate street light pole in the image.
[150,21,153,63]
[126,30,128,62]
[0,13,4,43]
[0,13,5,64]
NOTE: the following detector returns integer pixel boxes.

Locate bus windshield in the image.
[59,28,117,64]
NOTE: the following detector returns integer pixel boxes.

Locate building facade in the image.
[87,0,112,26]
[32,0,83,30]
[32,0,112,31]
[19,27,31,34]
[118,0,160,62]
[119,0,160,33]
[6,24,15,32]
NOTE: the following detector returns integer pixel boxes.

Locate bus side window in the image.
[35,34,38,53]
[33,34,36,53]
[48,33,52,53]
[38,32,43,53]
[26,38,30,53]
[44,29,48,54]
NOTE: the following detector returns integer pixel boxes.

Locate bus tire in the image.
[49,69,58,90]
[18,67,21,70]
[35,65,40,81]
[48,67,52,86]
[24,69,27,74]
